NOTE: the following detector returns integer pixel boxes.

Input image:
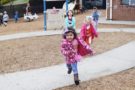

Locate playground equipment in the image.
[62,1,81,14]
[24,13,39,22]
[62,1,76,11]
[46,9,64,30]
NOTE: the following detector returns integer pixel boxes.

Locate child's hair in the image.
[4,11,7,14]
[93,7,97,9]
[63,27,77,39]
[67,10,74,17]
[85,16,93,23]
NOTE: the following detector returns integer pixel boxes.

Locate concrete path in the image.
[0,28,135,41]
[0,41,135,90]
[99,17,135,25]
[0,30,63,41]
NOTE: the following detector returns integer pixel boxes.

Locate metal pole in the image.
[43,0,46,31]
[80,0,82,8]
[110,0,112,20]
[66,0,68,16]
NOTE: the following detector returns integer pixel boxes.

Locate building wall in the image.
[107,0,135,21]
[106,0,110,19]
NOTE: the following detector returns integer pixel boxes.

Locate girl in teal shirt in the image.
[65,10,76,29]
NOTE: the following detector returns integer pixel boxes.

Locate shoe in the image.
[75,80,80,85]
[74,74,80,85]
[67,64,72,74]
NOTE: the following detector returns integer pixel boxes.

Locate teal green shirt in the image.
[65,17,76,29]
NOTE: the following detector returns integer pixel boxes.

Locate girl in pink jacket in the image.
[80,16,98,45]
[61,27,93,85]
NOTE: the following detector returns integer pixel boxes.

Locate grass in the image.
[13,0,29,4]
[4,0,29,5]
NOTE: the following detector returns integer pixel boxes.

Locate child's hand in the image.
[92,50,96,55]
[95,33,98,37]
[90,50,96,56]
[86,45,90,50]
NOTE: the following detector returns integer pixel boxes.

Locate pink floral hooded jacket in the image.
[80,23,98,44]
[61,37,93,64]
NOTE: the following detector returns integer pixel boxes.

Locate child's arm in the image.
[80,24,86,40]
[72,39,78,52]
[91,24,98,38]
[78,37,93,54]
[65,17,68,28]
[72,17,76,29]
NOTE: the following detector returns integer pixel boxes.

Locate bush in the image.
[1,0,12,5]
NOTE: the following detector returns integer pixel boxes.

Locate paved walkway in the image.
[0,28,135,41]
[99,17,135,25]
[0,41,135,90]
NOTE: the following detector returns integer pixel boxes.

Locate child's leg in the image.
[66,64,72,74]
[0,19,2,25]
[88,36,92,45]
[15,18,18,23]
[65,57,72,74]
[95,20,98,31]
[3,21,7,26]
[71,62,80,85]
[85,37,89,45]
[71,63,78,74]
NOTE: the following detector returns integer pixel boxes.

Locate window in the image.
[122,0,135,6]
[122,0,129,5]
[129,0,135,6]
